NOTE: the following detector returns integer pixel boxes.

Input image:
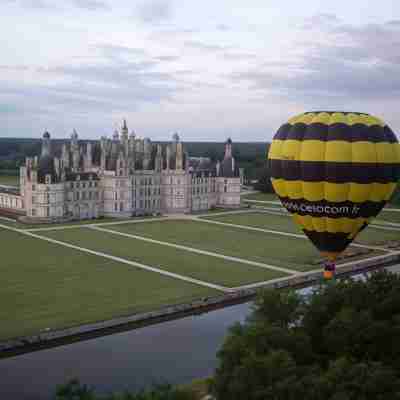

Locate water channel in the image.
[1,264,399,400]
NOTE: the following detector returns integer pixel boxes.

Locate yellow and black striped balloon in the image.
[268,111,400,261]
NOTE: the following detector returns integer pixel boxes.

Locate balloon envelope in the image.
[268,111,400,261]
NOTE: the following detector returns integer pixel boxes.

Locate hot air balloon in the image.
[268,111,400,279]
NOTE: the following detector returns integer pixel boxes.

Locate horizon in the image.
[2,0,400,140]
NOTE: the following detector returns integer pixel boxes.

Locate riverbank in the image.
[2,252,398,359]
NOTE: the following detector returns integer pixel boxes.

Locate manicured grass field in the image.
[41,228,287,286]
[377,210,400,224]
[203,212,400,246]
[0,227,217,341]
[0,175,19,186]
[241,192,279,202]
[107,220,321,271]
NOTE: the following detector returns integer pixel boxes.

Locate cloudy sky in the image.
[1,0,400,141]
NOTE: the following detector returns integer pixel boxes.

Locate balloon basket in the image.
[324,270,334,280]
[323,261,336,280]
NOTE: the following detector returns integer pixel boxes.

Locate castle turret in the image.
[143,138,151,170]
[121,119,128,141]
[100,136,107,171]
[224,138,232,159]
[71,129,80,172]
[155,144,162,172]
[176,142,183,170]
[85,142,92,170]
[61,143,69,168]
[41,131,51,157]
[166,145,171,170]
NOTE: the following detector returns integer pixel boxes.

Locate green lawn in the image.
[376,209,400,224]
[41,228,287,286]
[0,227,217,341]
[241,192,280,202]
[0,175,19,186]
[202,212,400,247]
[105,220,321,271]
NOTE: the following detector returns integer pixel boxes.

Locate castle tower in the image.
[224,138,232,159]
[100,136,107,171]
[121,120,129,158]
[61,143,69,168]
[176,142,183,170]
[121,119,128,141]
[85,142,93,170]
[166,144,171,171]
[71,129,80,172]
[41,131,51,157]
[155,144,162,172]
[143,138,151,170]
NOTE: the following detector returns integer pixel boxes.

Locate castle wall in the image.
[4,128,242,222]
[216,177,241,207]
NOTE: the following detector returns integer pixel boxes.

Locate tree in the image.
[55,380,196,400]
[253,163,274,193]
[213,271,400,400]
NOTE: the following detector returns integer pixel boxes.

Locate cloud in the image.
[156,55,180,62]
[184,40,228,52]
[0,104,18,114]
[216,24,231,31]
[0,50,184,127]
[302,13,340,29]
[231,17,400,102]
[95,44,148,61]
[6,0,109,11]
[222,52,257,61]
[69,0,109,11]
[136,0,172,23]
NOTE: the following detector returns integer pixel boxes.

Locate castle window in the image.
[224,186,227,193]
[76,192,80,200]
[76,182,80,188]
[82,182,86,188]
[32,208,36,216]
[115,203,118,211]
[32,184,36,191]
[120,202,123,212]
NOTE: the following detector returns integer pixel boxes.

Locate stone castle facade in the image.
[0,121,241,222]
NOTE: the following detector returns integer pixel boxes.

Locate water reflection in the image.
[0,302,252,400]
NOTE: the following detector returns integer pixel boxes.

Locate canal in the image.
[1,264,399,399]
